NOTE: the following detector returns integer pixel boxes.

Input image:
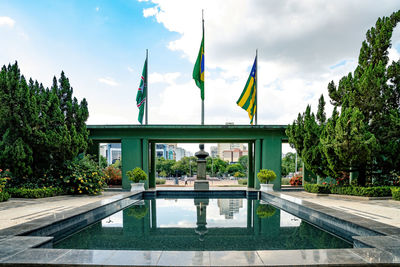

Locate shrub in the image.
[0,169,11,192]
[156,178,166,185]
[238,178,247,185]
[391,187,400,201]
[304,184,330,194]
[257,169,277,184]
[63,155,107,195]
[256,204,276,218]
[234,171,246,178]
[126,167,147,183]
[0,192,10,202]
[104,165,122,185]
[281,177,291,185]
[330,186,392,197]
[290,174,302,186]
[7,187,64,198]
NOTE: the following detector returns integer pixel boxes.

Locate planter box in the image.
[260,184,274,192]
[130,182,145,192]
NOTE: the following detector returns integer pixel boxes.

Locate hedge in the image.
[304,184,393,197]
[7,187,65,198]
[156,178,166,185]
[392,187,400,201]
[238,179,247,185]
[304,184,330,194]
[0,191,10,202]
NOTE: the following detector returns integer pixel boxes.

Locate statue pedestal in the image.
[194,180,209,190]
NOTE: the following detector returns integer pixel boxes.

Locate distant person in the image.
[184,176,188,186]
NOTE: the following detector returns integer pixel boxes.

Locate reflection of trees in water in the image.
[256,204,276,218]
[127,204,148,219]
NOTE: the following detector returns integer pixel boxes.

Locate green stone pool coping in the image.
[0,189,398,266]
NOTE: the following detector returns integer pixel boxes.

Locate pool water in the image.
[54,198,352,251]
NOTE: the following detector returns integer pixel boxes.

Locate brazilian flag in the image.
[136,58,147,124]
[237,56,257,124]
[193,29,204,100]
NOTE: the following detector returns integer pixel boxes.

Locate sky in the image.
[1,0,400,153]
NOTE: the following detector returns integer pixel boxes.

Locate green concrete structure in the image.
[87,125,287,190]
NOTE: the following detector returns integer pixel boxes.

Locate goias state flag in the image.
[136,58,147,124]
[237,56,257,124]
[193,31,204,100]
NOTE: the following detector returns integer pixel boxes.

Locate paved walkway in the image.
[280,191,400,228]
[0,192,123,230]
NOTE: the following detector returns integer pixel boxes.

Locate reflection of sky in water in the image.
[101,211,123,227]
[280,210,301,227]
[157,198,247,228]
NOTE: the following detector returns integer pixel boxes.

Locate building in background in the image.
[210,146,218,158]
[218,143,248,163]
[99,143,121,165]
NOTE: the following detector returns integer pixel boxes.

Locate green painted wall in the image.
[261,136,282,190]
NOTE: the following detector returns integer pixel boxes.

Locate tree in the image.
[238,155,248,171]
[281,152,303,177]
[287,10,400,185]
[0,62,89,187]
[206,156,228,176]
[225,163,244,175]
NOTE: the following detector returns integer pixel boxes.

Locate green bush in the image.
[329,186,392,197]
[63,155,106,195]
[304,184,331,194]
[257,169,277,184]
[304,184,393,197]
[281,177,291,185]
[7,187,64,198]
[156,178,166,185]
[0,191,10,202]
[126,167,148,183]
[391,187,400,200]
[238,179,247,185]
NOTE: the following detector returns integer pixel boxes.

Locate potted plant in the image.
[256,204,276,218]
[126,167,148,191]
[257,169,277,191]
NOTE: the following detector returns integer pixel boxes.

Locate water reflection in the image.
[56,198,352,251]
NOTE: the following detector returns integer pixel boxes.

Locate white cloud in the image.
[98,77,119,87]
[0,16,15,27]
[95,7,100,12]
[127,66,134,73]
[141,0,400,125]
[143,7,159,18]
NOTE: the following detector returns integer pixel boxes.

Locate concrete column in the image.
[149,142,156,189]
[142,139,149,189]
[121,138,142,190]
[254,139,262,189]
[247,198,253,228]
[247,142,254,188]
[261,136,282,190]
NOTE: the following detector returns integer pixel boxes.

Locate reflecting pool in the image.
[54,198,352,251]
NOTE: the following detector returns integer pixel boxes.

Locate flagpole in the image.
[145,49,148,125]
[201,9,205,125]
[255,49,258,125]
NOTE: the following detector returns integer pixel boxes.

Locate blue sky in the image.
[1,0,400,129]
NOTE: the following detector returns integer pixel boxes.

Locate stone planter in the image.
[130,182,145,192]
[260,183,274,192]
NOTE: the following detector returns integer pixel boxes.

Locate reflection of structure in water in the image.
[218,199,243,219]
